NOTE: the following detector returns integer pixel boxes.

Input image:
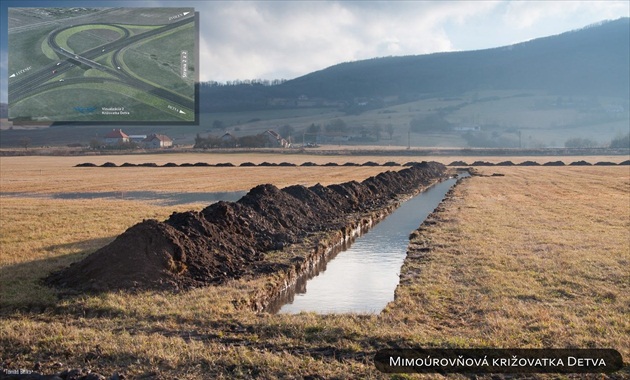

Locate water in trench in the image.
[271,173,467,314]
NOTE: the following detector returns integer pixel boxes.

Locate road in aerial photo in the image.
[8,7,197,123]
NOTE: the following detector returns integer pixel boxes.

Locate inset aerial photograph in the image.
[8,7,197,123]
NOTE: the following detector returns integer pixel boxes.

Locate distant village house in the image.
[103,129,129,145]
[143,134,173,149]
[101,129,172,148]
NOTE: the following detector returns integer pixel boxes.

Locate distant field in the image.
[1,153,627,194]
[4,88,628,148]
[0,154,628,378]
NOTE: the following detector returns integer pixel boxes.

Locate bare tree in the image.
[386,124,394,140]
[371,123,382,140]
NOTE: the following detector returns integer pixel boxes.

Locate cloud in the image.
[504,1,629,30]
[194,1,501,82]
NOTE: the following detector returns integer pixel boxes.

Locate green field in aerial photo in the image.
[8,7,196,123]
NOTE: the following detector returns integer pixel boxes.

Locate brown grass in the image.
[393,166,630,355]
[1,155,629,378]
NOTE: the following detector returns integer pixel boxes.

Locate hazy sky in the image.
[1,0,629,103]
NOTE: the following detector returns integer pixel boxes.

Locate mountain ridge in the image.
[200,17,630,112]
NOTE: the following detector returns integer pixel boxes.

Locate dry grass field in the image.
[1,153,625,194]
[1,154,628,379]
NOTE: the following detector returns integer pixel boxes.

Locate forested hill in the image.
[200,18,629,112]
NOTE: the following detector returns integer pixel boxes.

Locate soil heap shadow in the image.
[46,162,447,292]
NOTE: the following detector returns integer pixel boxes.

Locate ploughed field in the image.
[0,154,628,379]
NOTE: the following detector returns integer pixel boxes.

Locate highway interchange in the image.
[8,13,195,120]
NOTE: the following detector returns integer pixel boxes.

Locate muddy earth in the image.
[46,162,447,292]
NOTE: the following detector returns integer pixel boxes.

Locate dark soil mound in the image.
[518,161,541,166]
[100,162,117,167]
[496,161,515,166]
[543,161,565,166]
[362,161,379,166]
[215,162,235,167]
[120,162,137,167]
[240,162,256,167]
[75,162,97,167]
[471,161,494,166]
[139,163,158,167]
[619,160,630,165]
[162,162,179,167]
[343,162,360,166]
[448,161,468,166]
[46,163,447,293]
[193,162,211,167]
[594,161,617,166]
[300,162,317,166]
[569,160,592,166]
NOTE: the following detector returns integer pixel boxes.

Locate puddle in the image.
[0,190,247,206]
[269,172,468,314]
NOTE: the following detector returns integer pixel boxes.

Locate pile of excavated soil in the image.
[46,162,447,292]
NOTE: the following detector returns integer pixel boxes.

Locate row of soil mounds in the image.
[47,162,447,293]
[76,160,630,168]
[75,161,410,168]
[449,160,630,166]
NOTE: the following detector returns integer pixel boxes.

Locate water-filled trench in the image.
[268,173,468,314]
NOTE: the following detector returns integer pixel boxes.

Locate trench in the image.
[265,172,469,314]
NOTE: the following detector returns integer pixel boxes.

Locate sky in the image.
[1,0,629,103]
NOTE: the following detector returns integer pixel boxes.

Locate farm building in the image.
[143,134,173,149]
[103,129,129,145]
[128,135,147,144]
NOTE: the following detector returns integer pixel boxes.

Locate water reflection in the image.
[0,190,247,206]
[273,174,467,314]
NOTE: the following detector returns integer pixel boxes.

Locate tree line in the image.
[201,79,288,87]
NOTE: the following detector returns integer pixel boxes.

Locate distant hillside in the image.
[200,18,629,112]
